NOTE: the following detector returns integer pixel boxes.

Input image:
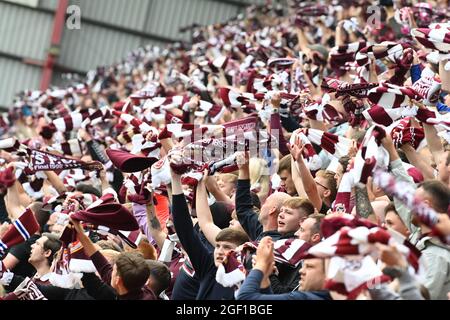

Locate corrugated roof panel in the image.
[0,57,41,107]
[58,23,145,72]
[38,0,58,10]
[145,0,241,41]
[0,2,53,60]
[68,0,150,31]
[0,0,272,109]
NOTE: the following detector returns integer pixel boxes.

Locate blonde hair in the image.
[316,170,338,201]
[249,158,270,203]
[100,249,121,264]
[219,173,238,184]
[282,197,315,217]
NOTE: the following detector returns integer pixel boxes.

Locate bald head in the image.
[267,192,292,212]
[259,192,291,226]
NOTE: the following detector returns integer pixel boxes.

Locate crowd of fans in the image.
[0,0,450,300]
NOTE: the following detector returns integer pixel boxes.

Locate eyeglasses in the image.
[315,180,329,190]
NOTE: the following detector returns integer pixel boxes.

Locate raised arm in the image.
[69,218,113,285]
[235,152,263,240]
[288,141,322,211]
[4,164,30,220]
[400,144,435,180]
[204,174,234,206]
[290,149,307,198]
[381,135,418,235]
[44,171,67,195]
[195,172,222,246]
[354,184,377,223]
[144,200,167,249]
[422,123,445,168]
[131,200,166,249]
[169,150,213,279]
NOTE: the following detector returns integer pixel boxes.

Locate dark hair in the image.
[75,184,102,198]
[146,260,171,295]
[384,202,398,216]
[419,180,450,213]
[309,214,325,237]
[278,154,292,175]
[338,156,351,172]
[115,252,150,292]
[29,202,50,232]
[215,228,249,246]
[41,233,62,266]
[210,201,233,229]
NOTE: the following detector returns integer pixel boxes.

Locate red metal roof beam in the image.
[40,0,69,91]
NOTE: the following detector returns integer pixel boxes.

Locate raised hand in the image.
[287,132,305,162]
[254,236,275,277]
[375,243,408,270]
[235,151,249,169]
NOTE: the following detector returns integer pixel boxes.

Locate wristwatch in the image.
[382,266,407,279]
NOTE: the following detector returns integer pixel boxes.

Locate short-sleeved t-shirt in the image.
[7,234,39,278]
[320,202,330,214]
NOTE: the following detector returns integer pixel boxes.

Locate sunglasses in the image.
[315,180,329,190]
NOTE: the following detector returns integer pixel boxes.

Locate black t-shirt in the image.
[0,194,10,224]
[7,234,39,278]
[171,266,200,300]
[320,202,330,214]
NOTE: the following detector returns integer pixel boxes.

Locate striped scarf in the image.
[0,208,40,253]
[373,169,450,245]
[302,128,352,159]
[333,126,388,214]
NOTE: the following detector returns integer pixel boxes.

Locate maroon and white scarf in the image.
[303,94,344,125]
[302,129,352,159]
[367,82,422,109]
[329,41,367,75]
[355,42,410,67]
[199,55,229,74]
[411,74,441,106]
[273,238,311,267]
[342,96,366,128]
[0,208,40,253]
[52,107,114,133]
[49,139,83,157]
[117,127,141,145]
[411,24,450,53]
[218,87,260,108]
[290,130,323,171]
[415,107,450,143]
[0,138,25,153]
[390,118,426,151]
[215,250,246,289]
[112,110,154,134]
[322,77,378,99]
[295,4,329,17]
[373,169,450,244]
[24,149,103,174]
[7,277,48,300]
[307,222,421,299]
[253,72,290,94]
[362,104,416,127]
[333,126,388,214]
